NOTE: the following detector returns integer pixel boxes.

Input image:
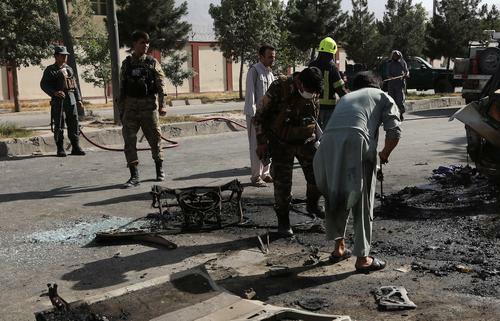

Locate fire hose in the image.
[78,117,247,152]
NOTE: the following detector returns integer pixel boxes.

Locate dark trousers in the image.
[318,105,336,130]
[51,98,79,146]
[270,141,321,219]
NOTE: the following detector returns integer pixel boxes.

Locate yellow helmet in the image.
[318,37,337,55]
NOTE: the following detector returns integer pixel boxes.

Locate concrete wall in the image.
[163,46,193,96]
[198,46,225,92]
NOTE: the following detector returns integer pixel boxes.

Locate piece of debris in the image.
[296,297,330,311]
[373,286,417,310]
[265,265,293,277]
[257,232,269,254]
[94,180,244,249]
[378,165,498,219]
[151,179,244,230]
[303,247,321,266]
[456,264,474,273]
[395,265,412,273]
[242,288,256,299]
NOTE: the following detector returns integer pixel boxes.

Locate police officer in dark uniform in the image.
[309,37,348,130]
[119,31,167,188]
[253,67,325,236]
[40,46,85,157]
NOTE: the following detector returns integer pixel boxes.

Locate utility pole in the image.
[55,0,85,116]
[106,0,121,124]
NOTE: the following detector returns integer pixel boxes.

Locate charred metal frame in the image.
[151,179,244,230]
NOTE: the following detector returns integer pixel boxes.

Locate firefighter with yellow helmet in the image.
[309,37,348,129]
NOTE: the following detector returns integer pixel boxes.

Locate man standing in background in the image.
[244,45,276,187]
[309,37,348,130]
[40,45,86,157]
[386,50,409,119]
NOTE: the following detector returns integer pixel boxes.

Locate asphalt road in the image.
[1,108,498,320]
[0,101,244,128]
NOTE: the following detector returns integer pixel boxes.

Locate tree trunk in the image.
[239,53,244,100]
[446,57,450,70]
[309,48,316,63]
[11,61,21,112]
[175,86,178,98]
[104,84,108,104]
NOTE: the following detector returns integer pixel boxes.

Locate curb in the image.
[0,97,464,158]
[0,120,245,158]
[405,96,464,112]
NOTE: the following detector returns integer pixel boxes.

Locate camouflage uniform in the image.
[40,63,82,152]
[119,54,167,166]
[253,76,322,230]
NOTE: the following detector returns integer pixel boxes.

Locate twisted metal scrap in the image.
[151,179,244,230]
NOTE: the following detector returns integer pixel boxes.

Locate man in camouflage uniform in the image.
[40,45,86,157]
[254,67,325,236]
[119,31,168,188]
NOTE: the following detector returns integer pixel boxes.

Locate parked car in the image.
[453,30,500,103]
[378,56,461,93]
[451,56,500,181]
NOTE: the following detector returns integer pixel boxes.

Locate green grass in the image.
[0,123,34,139]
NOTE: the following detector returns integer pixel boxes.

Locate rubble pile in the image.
[379,165,498,219]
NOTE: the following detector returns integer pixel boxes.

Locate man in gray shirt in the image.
[314,71,401,274]
[245,45,276,187]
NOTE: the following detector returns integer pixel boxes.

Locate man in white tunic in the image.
[245,45,276,187]
[313,71,401,273]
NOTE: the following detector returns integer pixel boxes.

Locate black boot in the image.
[275,206,293,237]
[306,184,325,218]
[70,141,86,156]
[155,160,165,181]
[123,164,140,188]
[56,142,66,157]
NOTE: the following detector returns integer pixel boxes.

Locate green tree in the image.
[162,53,195,98]
[0,0,59,112]
[116,0,191,54]
[377,0,427,58]
[71,0,112,103]
[273,0,309,75]
[343,0,385,68]
[286,0,347,60]
[209,0,278,99]
[425,0,483,69]
[479,4,500,34]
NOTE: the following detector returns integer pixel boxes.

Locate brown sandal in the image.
[356,257,386,274]
[329,249,352,263]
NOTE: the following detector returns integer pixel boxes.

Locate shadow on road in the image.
[0,184,123,203]
[62,235,262,290]
[173,167,249,181]
[432,136,468,161]
[83,191,150,206]
[220,269,356,301]
[409,107,460,118]
[0,154,56,162]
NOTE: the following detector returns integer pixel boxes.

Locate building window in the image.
[91,0,107,15]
